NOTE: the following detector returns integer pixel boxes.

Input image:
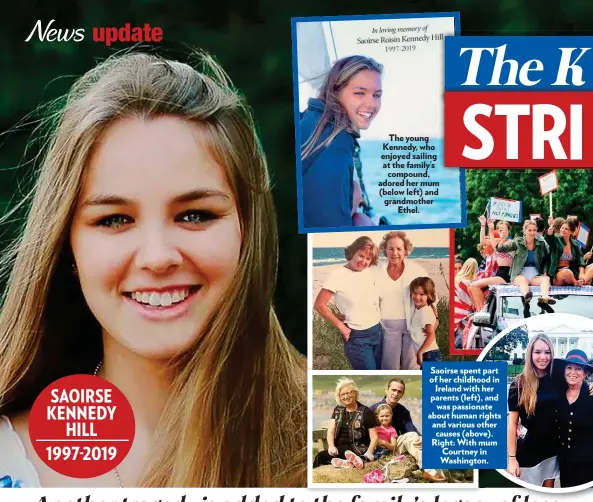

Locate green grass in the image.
[312,375,422,397]
[312,296,475,369]
[507,364,524,377]
[312,304,351,370]
[435,297,450,357]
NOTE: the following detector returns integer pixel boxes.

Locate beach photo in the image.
[309,373,475,487]
[452,169,593,354]
[478,313,593,492]
[292,13,464,233]
[311,229,451,370]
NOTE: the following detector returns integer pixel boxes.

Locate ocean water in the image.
[357,138,463,226]
[313,246,448,267]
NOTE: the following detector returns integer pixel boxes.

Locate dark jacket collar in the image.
[307,97,325,113]
[305,98,360,139]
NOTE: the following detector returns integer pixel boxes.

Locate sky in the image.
[311,228,449,248]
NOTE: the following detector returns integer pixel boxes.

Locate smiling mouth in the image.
[358,111,373,119]
[124,286,200,308]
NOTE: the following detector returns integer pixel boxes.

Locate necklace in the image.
[93,361,124,488]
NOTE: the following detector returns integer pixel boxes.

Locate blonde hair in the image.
[496,220,511,232]
[379,231,414,257]
[515,334,554,416]
[0,52,305,487]
[334,377,359,406]
[302,55,383,160]
[375,403,392,418]
[455,257,478,286]
[522,219,537,233]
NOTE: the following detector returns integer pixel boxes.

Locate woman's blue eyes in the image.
[354,91,382,98]
[177,210,215,224]
[96,211,215,229]
[97,215,130,229]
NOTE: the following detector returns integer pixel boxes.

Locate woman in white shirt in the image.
[314,237,383,370]
[374,231,431,370]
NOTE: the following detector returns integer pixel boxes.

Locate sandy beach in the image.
[311,258,450,301]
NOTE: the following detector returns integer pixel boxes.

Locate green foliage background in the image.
[456,170,593,262]
[313,374,422,397]
[1,1,593,372]
[485,326,528,361]
[2,0,592,491]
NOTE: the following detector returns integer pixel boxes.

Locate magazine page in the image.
[1,3,593,502]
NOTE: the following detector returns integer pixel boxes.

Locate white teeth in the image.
[149,293,160,306]
[161,292,172,307]
[358,112,372,118]
[129,289,190,307]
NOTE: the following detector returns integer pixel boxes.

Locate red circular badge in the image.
[29,374,135,478]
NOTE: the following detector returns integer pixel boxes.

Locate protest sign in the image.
[488,197,522,222]
[538,170,558,196]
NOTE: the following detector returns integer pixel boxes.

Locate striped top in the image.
[494,250,513,261]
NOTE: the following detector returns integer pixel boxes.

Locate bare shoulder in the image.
[9,409,31,438]
[4,409,83,487]
[5,409,36,464]
[0,409,32,451]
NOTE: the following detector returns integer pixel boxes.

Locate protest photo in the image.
[310,374,475,486]
[452,169,593,353]
[311,229,452,371]
[293,13,464,233]
[480,313,593,491]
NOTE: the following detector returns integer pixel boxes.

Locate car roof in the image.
[489,285,593,297]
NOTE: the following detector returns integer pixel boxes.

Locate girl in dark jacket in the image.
[300,55,382,229]
[495,219,554,306]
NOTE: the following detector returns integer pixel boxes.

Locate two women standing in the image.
[507,334,593,489]
[314,232,440,370]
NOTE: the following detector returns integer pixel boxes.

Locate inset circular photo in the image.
[478,313,593,493]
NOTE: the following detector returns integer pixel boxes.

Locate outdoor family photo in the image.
[453,169,593,352]
[311,229,450,370]
[481,313,593,491]
[293,15,463,232]
[310,374,473,485]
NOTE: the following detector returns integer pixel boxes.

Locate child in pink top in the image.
[374,404,397,460]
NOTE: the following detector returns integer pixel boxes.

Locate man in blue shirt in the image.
[371,378,446,482]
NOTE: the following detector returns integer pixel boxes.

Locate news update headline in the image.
[444,36,593,168]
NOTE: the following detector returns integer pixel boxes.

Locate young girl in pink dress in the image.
[374,404,397,459]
